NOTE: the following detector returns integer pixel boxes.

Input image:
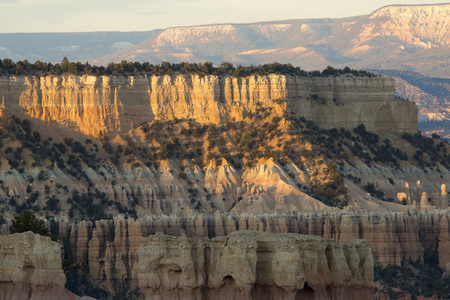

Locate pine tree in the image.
[11,211,50,237]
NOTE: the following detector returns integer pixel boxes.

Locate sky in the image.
[0,0,449,33]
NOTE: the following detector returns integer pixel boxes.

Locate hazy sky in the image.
[0,0,448,33]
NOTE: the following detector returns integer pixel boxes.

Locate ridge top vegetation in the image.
[0,58,378,78]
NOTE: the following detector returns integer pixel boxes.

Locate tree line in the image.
[0,57,378,78]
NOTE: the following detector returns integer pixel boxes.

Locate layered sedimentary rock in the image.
[137,230,374,300]
[0,74,417,135]
[3,150,448,217]
[0,231,90,300]
[61,210,450,291]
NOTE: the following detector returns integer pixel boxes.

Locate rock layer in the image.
[137,230,374,300]
[0,74,417,135]
[58,210,450,291]
[0,231,88,300]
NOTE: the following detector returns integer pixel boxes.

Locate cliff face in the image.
[0,74,417,136]
[60,211,449,292]
[0,232,88,300]
[137,230,374,300]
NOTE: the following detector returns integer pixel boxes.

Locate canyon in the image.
[0,72,448,299]
[6,210,437,297]
[0,3,449,300]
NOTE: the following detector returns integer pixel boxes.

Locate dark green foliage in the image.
[346,124,407,165]
[65,272,109,300]
[311,163,348,207]
[402,132,445,167]
[68,192,110,222]
[354,124,379,144]
[0,57,377,78]
[102,142,113,154]
[157,140,180,160]
[37,170,46,181]
[363,183,385,199]
[11,210,50,237]
[321,65,376,77]
[109,259,141,300]
[374,259,450,298]
[45,196,60,213]
[431,133,440,139]
[55,142,67,153]
[71,141,88,156]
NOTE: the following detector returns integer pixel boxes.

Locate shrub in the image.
[12,211,51,238]
[363,183,385,198]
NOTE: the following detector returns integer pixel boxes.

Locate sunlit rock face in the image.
[0,74,417,136]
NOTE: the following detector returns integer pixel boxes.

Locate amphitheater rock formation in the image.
[0,74,417,136]
[54,210,449,292]
[137,230,374,300]
[0,231,92,300]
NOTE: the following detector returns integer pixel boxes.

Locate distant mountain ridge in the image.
[1,4,448,78]
[0,31,159,63]
[92,3,450,78]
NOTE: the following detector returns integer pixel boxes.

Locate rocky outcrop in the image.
[0,231,91,300]
[4,151,448,217]
[60,210,450,291]
[0,74,417,136]
[137,230,373,300]
[1,211,447,297]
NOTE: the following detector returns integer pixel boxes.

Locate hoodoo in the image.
[137,230,374,300]
[0,232,90,300]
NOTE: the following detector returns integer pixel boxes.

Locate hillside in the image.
[0,87,446,221]
[93,4,450,78]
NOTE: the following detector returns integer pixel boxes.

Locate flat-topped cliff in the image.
[0,74,417,135]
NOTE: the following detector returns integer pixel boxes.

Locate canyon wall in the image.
[0,74,417,136]
[0,231,89,300]
[137,230,373,300]
[3,151,448,217]
[59,210,449,291]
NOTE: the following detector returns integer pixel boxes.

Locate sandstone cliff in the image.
[57,210,450,292]
[137,230,374,300]
[0,74,417,136]
[0,231,91,300]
